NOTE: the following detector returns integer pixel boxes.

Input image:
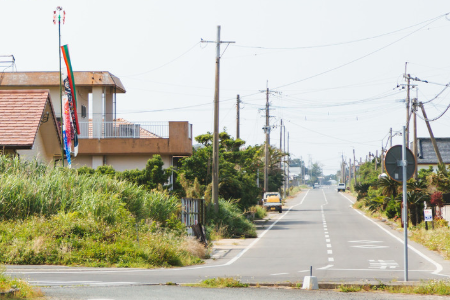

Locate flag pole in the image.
[55,7,65,167]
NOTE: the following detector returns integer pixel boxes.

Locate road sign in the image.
[424,209,433,222]
[384,145,416,182]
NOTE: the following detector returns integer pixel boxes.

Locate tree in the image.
[177,130,286,209]
[119,155,171,190]
[307,162,323,185]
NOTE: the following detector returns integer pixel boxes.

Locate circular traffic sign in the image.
[384,145,416,182]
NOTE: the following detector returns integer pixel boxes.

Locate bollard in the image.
[302,266,318,290]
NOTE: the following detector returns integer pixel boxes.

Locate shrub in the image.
[386,198,400,219]
[0,212,203,268]
[206,199,256,238]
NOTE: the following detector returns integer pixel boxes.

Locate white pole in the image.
[402,126,408,281]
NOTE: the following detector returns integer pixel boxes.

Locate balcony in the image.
[79,120,169,139]
[76,120,193,156]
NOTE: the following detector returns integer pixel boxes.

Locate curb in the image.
[177,281,422,289]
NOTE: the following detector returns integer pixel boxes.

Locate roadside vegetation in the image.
[0,155,204,267]
[0,130,310,267]
[350,157,450,259]
[338,280,450,296]
[187,277,249,288]
[0,267,43,299]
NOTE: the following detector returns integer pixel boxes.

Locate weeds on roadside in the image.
[196,277,249,288]
[0,266,43,298]
[338,280,450,295]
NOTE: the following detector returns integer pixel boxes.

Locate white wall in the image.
[16,130,52,164]
[442,205,450,223]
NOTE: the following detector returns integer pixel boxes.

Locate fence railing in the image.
[181,198,205,227]
[181,198,206,244]
[78,121,169,139]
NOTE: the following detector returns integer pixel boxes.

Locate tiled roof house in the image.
[416,137,450,171]
[0,72,193,174]
[0,90,61,163]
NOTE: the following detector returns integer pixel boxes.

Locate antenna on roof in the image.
[0,55,17,72]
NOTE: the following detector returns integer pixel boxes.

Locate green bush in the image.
[206,199,256,238]
[0,212,201,267]
[385,198,400,219]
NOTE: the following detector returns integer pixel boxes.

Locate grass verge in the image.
[0,268,43,299]
[186,277,249,288]
[0,212,205,268]
[338,280,450,295]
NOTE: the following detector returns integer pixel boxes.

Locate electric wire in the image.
[273,14,445,90]
[232,13,448,51]
[120,42,201,77]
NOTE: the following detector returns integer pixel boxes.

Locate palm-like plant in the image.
[378,176,400,198]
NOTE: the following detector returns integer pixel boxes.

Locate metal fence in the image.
[78,121,169,139]
[181,198,205,227]
[181,198,206,244]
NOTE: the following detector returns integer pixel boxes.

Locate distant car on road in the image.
[313,183,319,189]
[337,183,346,192]
[262,192,282,213]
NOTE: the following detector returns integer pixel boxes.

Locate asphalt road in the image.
[6,187,450,294]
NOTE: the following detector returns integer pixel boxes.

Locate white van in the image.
[337,183,346,192]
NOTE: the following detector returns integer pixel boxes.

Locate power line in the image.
[232,13,448,51]
[273,14,445,90]
[120,42,201,77]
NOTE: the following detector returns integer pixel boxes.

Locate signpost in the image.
[424,209,433,222]
[384,126,417,282]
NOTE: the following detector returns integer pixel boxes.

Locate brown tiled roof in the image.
[0,90,57,148]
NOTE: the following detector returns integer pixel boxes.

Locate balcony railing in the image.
[79,121,169,139]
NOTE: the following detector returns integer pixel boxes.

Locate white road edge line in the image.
[225,190,311,266]
[8,191,312,276]
[317,264,333,270]
[339,192,444,275]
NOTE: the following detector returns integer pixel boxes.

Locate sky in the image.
[2,1,450,174]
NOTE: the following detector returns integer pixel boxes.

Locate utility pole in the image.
[201,26,235,213]
[264,86,270,193]
[283,126,286,198]
[287,132,290,195]
[413,89,418,179]
[381,141,385,174]
[375,150,378,171]
[353,149,357,186]
[390,128,393,148]
[349,158,352,184]
[420,102,444,165]
[404,63,411,148]
[236,94,240,140]
[280,119,283,169]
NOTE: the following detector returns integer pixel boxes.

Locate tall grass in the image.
[0,156,178,224]
[0,156,207,268]
[0,266,43,298]
[206,199,256,238]
[410,220,450,259]
[0,212,204,267]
